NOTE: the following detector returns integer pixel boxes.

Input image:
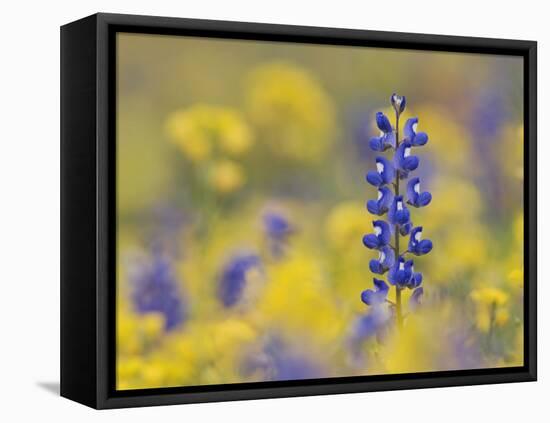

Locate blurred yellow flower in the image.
[207,159,245,193]
[166,104,253,162]
[324,202,366,250]
[257,254,343,345]
[246,62,336,161]
[471,287,509,332]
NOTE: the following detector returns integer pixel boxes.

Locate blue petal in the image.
[376,112,392,133]
[369,259,385,274]
[362,234,379,249]
[361,289,375,305]
[399,221,412,236]
[375,220,392,246]
[366,199,381,215]
[412,131,428,146]
[379,186,394,211]
[373,278,389,294]
[403,117,417,141]
[369,136,385,151]
[418,192,432,207]
[366,171,383,187]
[403,156,419,172]
[418,240,433,255]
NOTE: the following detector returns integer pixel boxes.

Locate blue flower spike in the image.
[367,186,394,215]
[406,177,432,208]
[366,156,395,187]
[408,226,433,256]
[361,93,432,331]
[388,195,410,226]
[404,117,429,146]
[361,278,389,306]
[369,245,396,274]
[362,220,391,249]
[394,141,419,178]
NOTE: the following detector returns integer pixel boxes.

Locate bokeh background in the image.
[116,33,524,390]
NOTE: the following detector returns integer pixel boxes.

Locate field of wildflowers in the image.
[116,33,524,390]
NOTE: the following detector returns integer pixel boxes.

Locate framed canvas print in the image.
[60,13,537,409]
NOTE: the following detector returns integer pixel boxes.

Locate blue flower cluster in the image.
[131,252,187,331]
[361,94,433,325]
[218,253,261,307]
[263,211,294,258]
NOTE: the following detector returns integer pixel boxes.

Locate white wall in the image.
[1,0,546,421]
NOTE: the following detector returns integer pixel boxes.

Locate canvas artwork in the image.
[115,33,524,390]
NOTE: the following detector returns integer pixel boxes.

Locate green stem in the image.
[394,113,403,330]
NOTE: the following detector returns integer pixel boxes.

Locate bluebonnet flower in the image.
[388,195,411,226]
[406,177,432,208]
[369,245,395,274]
[263,211,293,258]
[130,252,187,331]
[369,112,396,151]
[366,157,395,187]
[218,253,261,307]
[408,226,433,256]
[394,141,419,177]
[388,256,412,287]
[403,117,429,146]
[391,93,406,116]
[361,278,389,305]
[349,305,392,356]
[361,93,432,329]
[388,257,423,289]
[367,186,393,215]
[362,220,391,249]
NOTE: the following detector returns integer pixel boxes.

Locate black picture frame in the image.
[60,12,537,409]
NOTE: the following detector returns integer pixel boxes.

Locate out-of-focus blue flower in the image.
[406,177,432,208]
[350,305,391,346]
[263,211,293,258]
[391,93,406,116]
[408,226,433,256]
[367,186,393,215]
[361,278,389,305]
[409,287,424,310]
[130,253,187,331]
[264,212,292,240]
[244,337,325,381]
[403,117,428,146]
[388,195,410,226]
[362,220,391,249]
[394,141,419,177]
[366,157,395,187]
[369,245,395,274]
[218,253,261,307]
